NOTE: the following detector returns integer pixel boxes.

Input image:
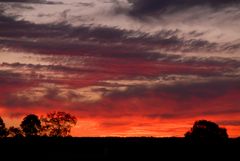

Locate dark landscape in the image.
[0,112,239,160]
[0,137,240,160]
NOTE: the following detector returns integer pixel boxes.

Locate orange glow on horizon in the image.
[2,114,240,138]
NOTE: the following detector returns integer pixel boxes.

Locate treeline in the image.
[0,111,232,143]
[0,111,77,138]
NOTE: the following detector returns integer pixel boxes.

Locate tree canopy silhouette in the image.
[20,114,41,137]
[41,111,77,137]
[185,120,228,143]
[0,117,8,138]
[8,126,24,138]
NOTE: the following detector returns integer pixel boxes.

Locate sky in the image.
[0,0,240,137]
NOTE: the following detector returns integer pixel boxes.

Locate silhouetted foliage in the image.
[0,117,8,138]
[20,114,41,137]
[41,111,77,137]
[8,126,24,138]
[185,120,228,143]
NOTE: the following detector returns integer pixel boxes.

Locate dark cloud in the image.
[0,64,50,84]
[43,87,61,100]
[99,77,240,118]
[128,0,239,17]
[1,11,238,58]
[1,62,97,74]
[147,108,240,120]
[147,113,177,119]
[0,0,62,4]
[0,70,41,108]
[77,2,94,7]
[0,70,26,86]
[222,43,240,53]
[218,120,240,126]
[202,109,240,116]
[3,94,34,108]
[0,88,63,109]
[105,78,240,102]
[100,121,131,128]
[76,78,240,119]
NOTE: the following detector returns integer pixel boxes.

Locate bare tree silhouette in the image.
[41,111,77,137]
[20,114,41,137]
[185,120,228,143]
[0,117,8,138]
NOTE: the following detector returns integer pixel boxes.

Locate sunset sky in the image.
[0,0,240,137]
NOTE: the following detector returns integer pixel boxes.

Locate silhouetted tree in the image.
[185,120,228,143]
[20,114,41,137]
[8,126,24,138]
[41,111,77,137]
[0,117,8,138]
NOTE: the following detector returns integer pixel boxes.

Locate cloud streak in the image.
[0,0,61,4]
[127,0,239,16]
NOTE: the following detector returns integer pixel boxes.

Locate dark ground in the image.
[0,137,239,160]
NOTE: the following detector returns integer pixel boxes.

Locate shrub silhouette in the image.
[41,111,77,137]
[20,114,41,137]
[8,126,24,138]
[0,117,8,138]
[185,120,228,143]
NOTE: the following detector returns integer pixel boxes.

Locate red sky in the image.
[0,0,240,137]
